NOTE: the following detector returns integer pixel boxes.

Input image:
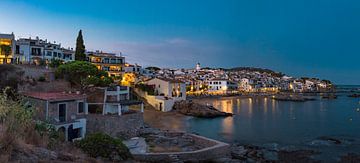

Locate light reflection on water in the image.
[187,95,360,160]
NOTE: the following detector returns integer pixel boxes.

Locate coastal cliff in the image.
[173,100,233,118]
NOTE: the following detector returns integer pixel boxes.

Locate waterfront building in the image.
[290,80,304,92]
[240,78,254,92]
[140,77,186,112]
[0,33,16,64]
[207,78,238,94]
[87,52,125,77]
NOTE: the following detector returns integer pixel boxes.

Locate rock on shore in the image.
[173,100,233,118]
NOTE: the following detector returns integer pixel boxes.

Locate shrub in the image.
[0,89,33,153]
[75,133,132,161]
[38,76,46,82]
[35,121,60,149]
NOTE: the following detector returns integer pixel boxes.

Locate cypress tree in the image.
[75,30,86,61]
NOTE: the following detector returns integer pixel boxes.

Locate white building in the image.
[304,80,316,92]
[207,79,238,93]
[195,62,201,71]
[124,63,145,74]
[290,80,304,92]
[240,78,253,92]
[15,37,75,64]
[143,78,186,112]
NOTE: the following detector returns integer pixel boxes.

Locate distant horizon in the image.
[1,0,360,84]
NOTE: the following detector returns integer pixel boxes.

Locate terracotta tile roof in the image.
[23,92,86,102]
[156,77,184,83]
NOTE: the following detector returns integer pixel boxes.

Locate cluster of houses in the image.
[0,33,74,64]
[141,63,333,95]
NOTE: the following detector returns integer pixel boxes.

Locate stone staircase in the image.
[169,154,183,163]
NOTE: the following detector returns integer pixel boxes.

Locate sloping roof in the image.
[23,92,86,102]
[155,77,184,83]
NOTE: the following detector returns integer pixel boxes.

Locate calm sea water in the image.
[185,86,360,161]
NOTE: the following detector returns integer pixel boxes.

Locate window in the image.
[78,102,84,113]
[58,103,66,122]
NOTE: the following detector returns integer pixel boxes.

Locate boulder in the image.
[173,100,233,118]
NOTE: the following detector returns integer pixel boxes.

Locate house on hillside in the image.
[0,33,16,64]
[15,37,75,65]
[23,92,87,142]
[87,52,125,77]
[86,85,144,115]
[86,85,145,138]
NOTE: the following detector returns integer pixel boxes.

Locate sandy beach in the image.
[142,102,189,132]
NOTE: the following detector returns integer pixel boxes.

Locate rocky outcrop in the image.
[229,144,320,163]
[172,100,233,118]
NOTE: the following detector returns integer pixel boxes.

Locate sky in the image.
[0,0,359,84]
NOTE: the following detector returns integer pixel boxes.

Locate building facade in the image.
[24,92,87,142]
[0,33,16,64]
[87,52,125,77]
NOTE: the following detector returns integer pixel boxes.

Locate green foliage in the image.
[49,58,63,68]
[0,89,33,152]
[135,83,155,95]
[35,120,60,148]
[39,59,46,66]
[75,133,132,161]
[75,30,86,61]
[56,61,113,88]
[38,76,46,82]
[145,66,160,72]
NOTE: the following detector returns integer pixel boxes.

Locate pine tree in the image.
[75,30,86,61]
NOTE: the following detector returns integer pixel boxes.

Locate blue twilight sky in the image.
[0,0,359,84]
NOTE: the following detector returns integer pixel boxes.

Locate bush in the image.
[75,133,132,161]
[0,89,33,153]
[35,121,60,149]
[38,76,46,82]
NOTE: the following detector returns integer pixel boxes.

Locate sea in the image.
[185,85,360,161]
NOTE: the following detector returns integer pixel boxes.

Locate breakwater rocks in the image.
[173,100,233,118]
[227,144,320,163]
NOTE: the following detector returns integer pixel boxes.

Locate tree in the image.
[55,61,113,90]
[75,30,86,61]
[0,45,12,64]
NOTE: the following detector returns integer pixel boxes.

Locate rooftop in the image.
[88,52,124,59]
[23,92,86,102]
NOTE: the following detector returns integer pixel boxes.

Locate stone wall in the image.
[132,133,230,162]
[86,112,144,139]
